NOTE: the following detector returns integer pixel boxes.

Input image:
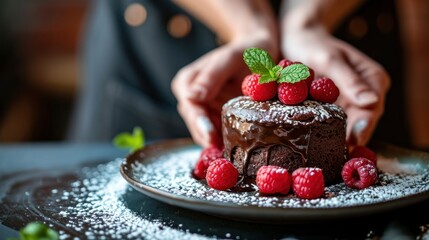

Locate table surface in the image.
[1,142,428,239]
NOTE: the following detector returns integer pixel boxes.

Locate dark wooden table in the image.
[0,142,428,239]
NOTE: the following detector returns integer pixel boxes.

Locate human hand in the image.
[281,27,390,146]
[171,43,245,148]
[172,40,278,148]
[171,0,279,148]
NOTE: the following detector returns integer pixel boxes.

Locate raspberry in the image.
[241,74,252,96]
[293,61,315,88]
[277,81,308,105]
[342,158,378,189]
[310,77,340,103]
[193,159,209,180]
[278,59,294,68]
[349,146,377,165]
[241,74,277,101]
[305,67,315,88]
[292,167,325,199]
[193,146,223,180]
[256,166,292,195]
[206,159,239,190]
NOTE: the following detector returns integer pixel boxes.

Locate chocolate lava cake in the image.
[222,96,347,183]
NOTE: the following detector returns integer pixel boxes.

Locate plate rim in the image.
[120,138,429,222]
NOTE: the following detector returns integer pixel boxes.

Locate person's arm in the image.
[171,0,279,147]
[280,0,390,146]
[281,0,364,32]
[174,0,278,47]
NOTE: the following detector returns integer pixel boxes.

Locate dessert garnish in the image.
[256,165,292,195]
[278,59,315,88]
[241,73,277,101]
[342,158,378,189]
[309,77,340,103]
[242,47,340,105]
[206,159,239,191]
[292,167,325,199]
[113,126,145,152]
[243,48,310,85]
[277,81,308,105]
[193,146,223,180]
[8,221,59,240]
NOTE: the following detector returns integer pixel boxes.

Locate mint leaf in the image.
[243,48,275,75]
[259,65,283,83]
[258,74,277,84]
[19,222,59,240]
[271,65,283,77]
[278,63,310,83]
[113,127,145,152]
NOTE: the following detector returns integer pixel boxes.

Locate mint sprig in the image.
[243,48,278,83]
[243,48,310,84]
[113,127,145,152]
[278,63,310,83]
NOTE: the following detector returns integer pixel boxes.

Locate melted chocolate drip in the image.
[222,97,348,183]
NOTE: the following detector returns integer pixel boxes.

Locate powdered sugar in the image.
[130,147,429,209]
[223,96,346,125]
[57,158,214,240]
[55,146,429,239]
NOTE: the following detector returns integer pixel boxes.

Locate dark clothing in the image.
[69,0,217,141]
[70,0,410,148]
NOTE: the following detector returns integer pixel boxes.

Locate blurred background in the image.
[0,0,87,142]
[0,0,428,150]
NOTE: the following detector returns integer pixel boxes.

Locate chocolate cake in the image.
[222,96,347,183]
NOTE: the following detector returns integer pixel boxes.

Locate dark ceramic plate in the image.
[120,138,429,223]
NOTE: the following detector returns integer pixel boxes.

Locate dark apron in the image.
[69,0,217,141]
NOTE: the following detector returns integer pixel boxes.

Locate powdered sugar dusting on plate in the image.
[130,148,429,209]
[57,159,214,240]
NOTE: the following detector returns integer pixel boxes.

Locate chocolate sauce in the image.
[230,177,258,193]
[221,96,348,183]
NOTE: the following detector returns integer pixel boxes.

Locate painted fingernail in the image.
[196,115,214,144]
[356,91,378,106]
[352,119,368,137]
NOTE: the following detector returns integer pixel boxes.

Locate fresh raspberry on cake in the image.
[241,74,252,96]
[278,81,308,105]
[206,159,239,190]
[241,74,277,101]
[256,166,291,195]
[342,158,378,189]
[193,146,223,180]
[305,67,315,88]
[292,61,315,88]
[278,60,315,88]
[292,167,325,199]
[349,146,377,165]
[310,77,339,103]
[278,59,294,68]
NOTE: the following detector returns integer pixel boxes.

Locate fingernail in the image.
[196,115,214,144]
[356,91,378,106]
[187,85,207,101]
[352,119,368,137]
